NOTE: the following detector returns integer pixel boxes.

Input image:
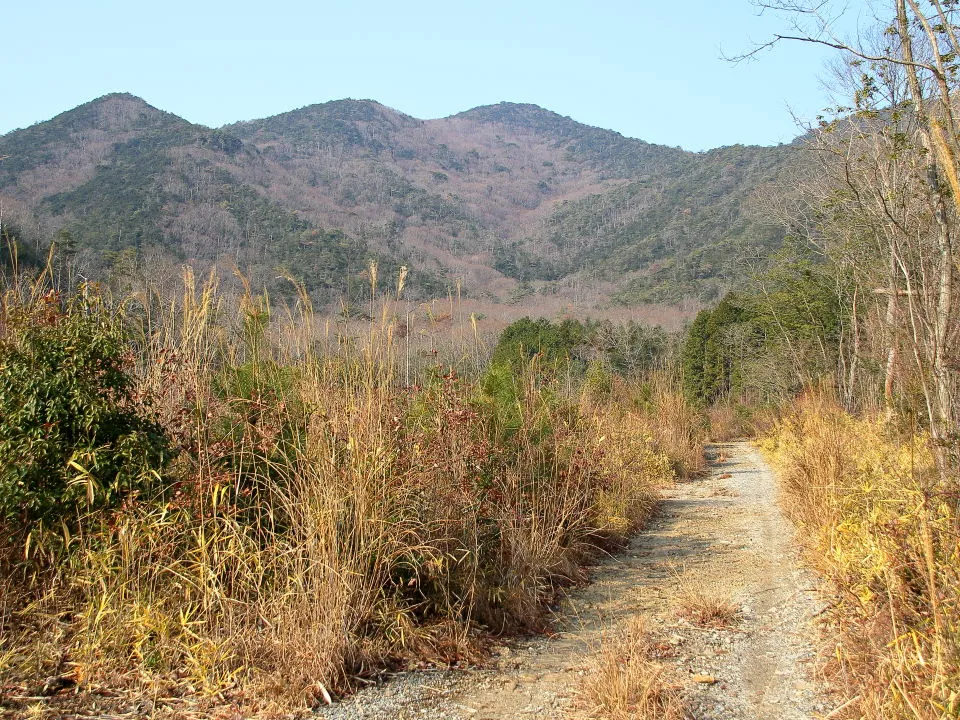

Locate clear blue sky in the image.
[2,1,869,151]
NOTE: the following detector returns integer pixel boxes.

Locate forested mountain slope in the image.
[0,93,794,308]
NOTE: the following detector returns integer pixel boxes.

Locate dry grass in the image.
[707,403,780,442]
[706,403,741,441]
[675,583,739,629]
[579,616,687,720]
[639,376,706,481]
[0,267,686,714]
[762,392,960,719]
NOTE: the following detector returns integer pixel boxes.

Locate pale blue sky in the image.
[2,1,869,151]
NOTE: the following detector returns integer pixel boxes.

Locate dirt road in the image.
[318,441,832,719]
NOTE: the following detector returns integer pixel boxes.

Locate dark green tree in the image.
[681,294,754,405]
[489,317,589,374]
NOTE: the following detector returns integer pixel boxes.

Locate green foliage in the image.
[681,294,755,406]
[211,359,305,501]
[0,286,172,529]
[486,317,670,412]
[493,241,562,281]
[199,130,243,155]
[746,244,842,355]
[682,245,844,405]
[482,317,596,437]
[539,144,791,303]
[489,317,589,374]
[42,137,174,253]
[582,359,614,401]
[479,361,523,433]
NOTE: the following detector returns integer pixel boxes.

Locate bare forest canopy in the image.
[0,93,796,313]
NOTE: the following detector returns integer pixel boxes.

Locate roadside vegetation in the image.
[0,251,699,716]
[762,393,956,718]
[6,5,959,718]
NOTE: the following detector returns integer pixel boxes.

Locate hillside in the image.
[0,93,793,311]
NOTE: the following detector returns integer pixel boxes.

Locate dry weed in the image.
[706,404,741,441]
[762,392,959,719]
[672,573,739,628]
[0,268,685,712]
[635,376,706,480]
[580,615,686,720]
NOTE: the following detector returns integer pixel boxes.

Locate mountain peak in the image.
[452,102,579,135]
[225,98,421,146]
[50,93,186,133]
[91,91,149,105]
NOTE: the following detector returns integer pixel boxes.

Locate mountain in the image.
[0,93,795,312]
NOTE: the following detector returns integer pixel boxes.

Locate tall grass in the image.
[0,268,685,711]
[648,380,705,480]
[599,373,705,481]
[762,393,960,719]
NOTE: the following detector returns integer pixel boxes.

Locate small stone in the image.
[692,674,717,684]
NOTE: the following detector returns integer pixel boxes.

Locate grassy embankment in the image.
[0,265,701,715]
[762,393,959,719]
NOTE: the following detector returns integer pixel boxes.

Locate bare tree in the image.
[748,0,960,477]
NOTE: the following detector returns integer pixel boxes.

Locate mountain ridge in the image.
[0,92,794,312]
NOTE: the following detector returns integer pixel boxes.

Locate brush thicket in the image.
[0,267,682,711]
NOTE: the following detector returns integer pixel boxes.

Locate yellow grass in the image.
[761,392,960,719]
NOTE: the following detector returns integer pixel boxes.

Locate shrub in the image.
[0,274,683,712]
[0,285,172,531]
[489,317,588,374]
